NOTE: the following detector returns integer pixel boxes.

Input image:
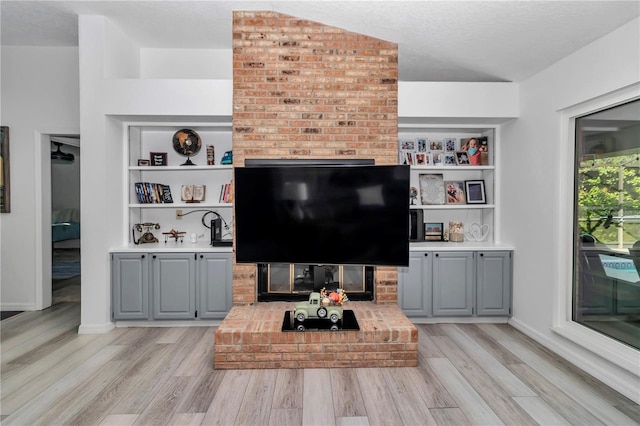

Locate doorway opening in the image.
[50,136,81,305]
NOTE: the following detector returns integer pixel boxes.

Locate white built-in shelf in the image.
[410,165,495,171]
[410,204,495,210]
[129,203,232,209]
[129,165,232,171]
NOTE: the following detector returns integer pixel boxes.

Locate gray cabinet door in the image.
[398,252,432,316]
[476,251,512,316]
[152,253,196,320]
[198,253,232,319]
[432,251,474,316]
[112,253,149,320]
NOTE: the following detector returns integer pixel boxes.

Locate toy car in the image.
[293,289,345,324]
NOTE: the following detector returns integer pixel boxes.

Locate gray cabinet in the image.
[476,251,512,316]
[398,249,513,318]
[111,251,232,321]
[112,253,150,320]
[198,253,233,319]
[152,253,196,320]
[398,252,432,316]
[432,251,474,316]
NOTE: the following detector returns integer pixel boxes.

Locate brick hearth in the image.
[214,302,417,369]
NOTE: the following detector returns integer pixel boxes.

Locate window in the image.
[573,99,640,350]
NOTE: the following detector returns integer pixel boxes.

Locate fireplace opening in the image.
[257,263,374,302]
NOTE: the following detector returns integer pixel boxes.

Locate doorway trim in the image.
[35,128,80,310]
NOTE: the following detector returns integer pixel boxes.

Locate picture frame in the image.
[137,159,150,166]
[444,137,458,152]
[465,180,487,204]
[418,173,445,205]
[403,151,415,165]
[416,138,428,152]
[400,140,416,151]
[150,152,168,166]
[429,140,443,151]
[455,151,471,165]
[1,126,9,213]
[445,181,466,204]
[432,152,443,166]
[424,222,444,241]
[444,154,456,165]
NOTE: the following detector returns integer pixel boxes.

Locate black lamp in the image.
[51,142,75,164]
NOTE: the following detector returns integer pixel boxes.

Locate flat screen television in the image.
[234,162,410,266]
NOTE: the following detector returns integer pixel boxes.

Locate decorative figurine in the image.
[220,150,233,165]
[410,186,418,205]
[132,222,161,244]
[162,229,186,243]
[172,128,202,166]
[293,287,347,325]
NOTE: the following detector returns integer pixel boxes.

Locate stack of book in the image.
[134,182,173,204]
[219,181,232,203]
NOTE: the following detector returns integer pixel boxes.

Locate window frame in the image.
[555,84,640,377]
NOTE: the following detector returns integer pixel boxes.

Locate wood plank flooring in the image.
[1,300,638,425]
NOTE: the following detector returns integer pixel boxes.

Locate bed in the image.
[52,208,80,244]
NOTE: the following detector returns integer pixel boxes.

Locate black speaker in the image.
[409,210,424,241]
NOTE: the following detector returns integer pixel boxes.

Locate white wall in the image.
[501,18,640,402]
[0,46,80,310]
[140,48,232,79]
[51,144,80,212]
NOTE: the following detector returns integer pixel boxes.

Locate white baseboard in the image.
[114,320,223,328]
[409,316,509,324]
[1,303,40,311]
[78,322,116,334]
[508,316,640,405]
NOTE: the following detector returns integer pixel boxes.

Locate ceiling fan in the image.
[50,136,78,164]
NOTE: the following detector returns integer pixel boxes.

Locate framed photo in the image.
[403,151,415,165]
[432,152,443,166]
[424,222,444,241]
[444,154,456,165]
[444,137,458,152]
[137,159,150,166]
[455,151,471,165]
[150,152,168,166]
[429,140,443,151]
[400,139,416,151]
[1,126,10,213]
[415,153,427,165]
[465,180,487,204]
[418,174,445,205]
[445,181,466,204]
[416,138,428,152]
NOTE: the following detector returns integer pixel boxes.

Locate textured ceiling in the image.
[1,1,639,82]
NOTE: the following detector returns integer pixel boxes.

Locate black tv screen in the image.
[234,164,410,266]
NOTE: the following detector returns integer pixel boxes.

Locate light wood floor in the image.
[1,299,639,425]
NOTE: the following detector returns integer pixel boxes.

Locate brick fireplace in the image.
[213,11,417,369]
